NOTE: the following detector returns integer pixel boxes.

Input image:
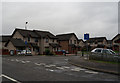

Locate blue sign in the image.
[84,33,89,40]
[25,41,27,45]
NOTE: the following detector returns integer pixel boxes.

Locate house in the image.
[8,28,40,55]
[86,37,107,49]
[77,39,85,51]
[107,40,113,49]
[112,34,120,51]
[0,35,11,49]
[33,30,61,54]
[5,38,26,54]
[0,35,11,55]
[56,33,78,54]
[5,28,61,55]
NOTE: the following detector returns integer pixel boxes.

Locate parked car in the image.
[17,50,32,56]
[91,48,117,55]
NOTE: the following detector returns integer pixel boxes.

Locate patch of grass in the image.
[90,60,120,64]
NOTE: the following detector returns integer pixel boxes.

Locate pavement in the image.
[68,56,120,75]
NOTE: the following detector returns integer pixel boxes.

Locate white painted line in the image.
[11,59,14,61]
[26,61,30,63]
[2,74,21,83]
[35,63,40,66]
[49,64,56,67]
[71,68,80,72]
[21,61,26,64]
[40,63,46,65]
[85,71,98,74]
[46,69,54,72]
[62,66,70,69]
[56,67,64,70]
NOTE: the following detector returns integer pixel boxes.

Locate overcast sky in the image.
[2,2,118,40]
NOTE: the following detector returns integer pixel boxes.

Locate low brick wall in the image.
[89,53,120,62]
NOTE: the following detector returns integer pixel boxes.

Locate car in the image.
[91,48,117,55]
[17,50,32,55]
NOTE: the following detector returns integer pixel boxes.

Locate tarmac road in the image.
[2,56,119,82]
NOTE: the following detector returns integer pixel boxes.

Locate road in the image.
[2,55,119,82]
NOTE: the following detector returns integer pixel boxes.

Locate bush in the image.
[45,50,54,56]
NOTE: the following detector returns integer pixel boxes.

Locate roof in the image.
[49,43,61,48]
[114,38,120,43]
[6,38,26,47]
[27,43,39,48]
[78,39,84,43]
[12,28,39,38]
[56,33,78,41]
[112,34,120,41]
[86,37,107,43]
[0,35,11,42]
[33,30,57,39]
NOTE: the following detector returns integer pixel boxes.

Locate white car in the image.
[91,48,117,55]
[18,50,32,55]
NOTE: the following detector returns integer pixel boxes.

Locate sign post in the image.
[84,33,89,60]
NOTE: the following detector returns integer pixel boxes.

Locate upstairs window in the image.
[52,39,54,42]
[46,38,49,43]
[28,37,30,42]
[70,40,72,44]
[74,40,76,44]
[35,38,38,42]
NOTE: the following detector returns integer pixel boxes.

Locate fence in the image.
[89,53,120,62]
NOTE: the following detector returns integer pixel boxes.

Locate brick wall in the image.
[59,41,69,51]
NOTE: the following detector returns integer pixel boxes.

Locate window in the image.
[28,37,30,41]
[35,38,38,42]
[95,49,101,53]
[74,40,76,44]
[46,38,49,43]
[52,39,54,42]
[70,40,72,44]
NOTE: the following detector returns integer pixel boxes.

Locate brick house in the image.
[0,35,11,49]
[33,30,61,54]
[86,37,107,50]
[56,33,78,54]
[112,34,120,51]
[6,28,40,55]
[0,35,11,55]
[5,28,61,55]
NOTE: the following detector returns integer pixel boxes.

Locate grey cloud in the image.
[2,2,118,40]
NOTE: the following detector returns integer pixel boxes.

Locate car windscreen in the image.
[109,50,116,54]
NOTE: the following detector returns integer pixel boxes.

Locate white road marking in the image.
[71,68,80,71]
[26,61,30,63]
[40,63,46,65]
[62,66,70,69]
[0,75,2,77]
[45,65,51,67]
[35,63,41,66]
[56,67,64,70]
[2,74,21,83]
[46,69,54,72]
[11,59,14,61]
[21,61,26,64]
[49,64,56,67]
[85,71,98,74]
